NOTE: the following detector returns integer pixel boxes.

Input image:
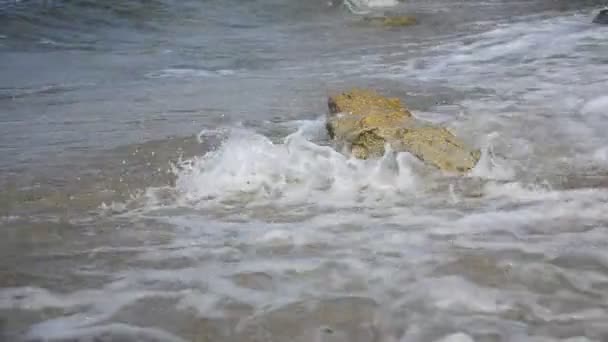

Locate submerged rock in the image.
[362,15,418,27]
[592,9,608,24]
[326,88,481,174]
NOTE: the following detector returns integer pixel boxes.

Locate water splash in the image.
[171,119,421,208]
[469,131,516,181]
[343,0,398,14]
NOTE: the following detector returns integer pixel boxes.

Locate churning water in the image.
[1,0,608,341]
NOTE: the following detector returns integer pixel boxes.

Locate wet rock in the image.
[592,9,608,24]
[392,126,481,174]
[363,15,418,27]
[326,88,481,174]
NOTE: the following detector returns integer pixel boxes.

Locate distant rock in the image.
[326,88,481,174]
[593,9,608,24]
[362,15,418,27]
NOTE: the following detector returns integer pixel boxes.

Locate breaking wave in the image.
[172,118,420,207]
[132,118,515,213]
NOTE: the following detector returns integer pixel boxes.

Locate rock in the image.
[593,9,608,24]
[394,126,482,173]
[326,88,412,158]
[326,88,481,174]
[363,15,418,27]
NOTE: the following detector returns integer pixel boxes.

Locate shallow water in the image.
[2,0,608,341]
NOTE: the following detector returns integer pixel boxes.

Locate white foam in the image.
[0,287,73,310]
[0,285,181,339]
[145,68,235,79]
[524,337,596,342]
[27,323,186,342]
[561,338,598,342]
[39,38,59,46]
[593,146,608,165]
[360,0,398,7]
[423,276,511,313]
[257,229,296,245]
[175,290,224,319]
[343,0,397,14]
[433,333,475,342]
[481,181,554,202]
[171,120,420,208]
[99,201,128,214]
[0,215,20,223]
[581,95,608,116]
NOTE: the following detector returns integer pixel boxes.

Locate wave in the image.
[171,119,419,206]
[123,117,514,215]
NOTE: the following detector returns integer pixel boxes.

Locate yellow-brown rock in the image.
[328,88,412,120]
[327,88,481,174]
[394,126,482,173]
[363,15,418,27]
[327,88,413,159]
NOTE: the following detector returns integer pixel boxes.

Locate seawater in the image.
[1,0,608,341]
